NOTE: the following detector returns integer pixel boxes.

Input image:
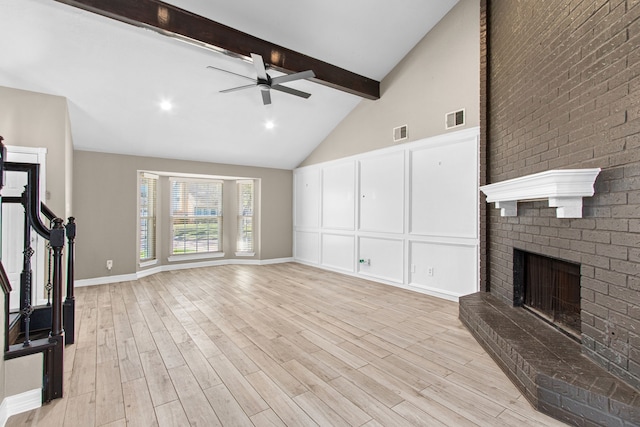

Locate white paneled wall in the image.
[321,162,355,230]
[358,237,404,283]
[321,234,355,272]
[359,151,405,234]
[294,127,479,301]
[294,169,320,228]
[294,231,320,264]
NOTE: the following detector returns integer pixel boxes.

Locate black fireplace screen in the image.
[516,250,581,336]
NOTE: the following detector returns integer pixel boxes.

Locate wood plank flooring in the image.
[7,263,568,426]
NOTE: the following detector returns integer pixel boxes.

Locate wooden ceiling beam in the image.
[54,0,380,100]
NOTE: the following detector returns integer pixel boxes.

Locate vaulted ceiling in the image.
[0,0,458,169]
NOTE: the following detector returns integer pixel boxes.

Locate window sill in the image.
[139,259,158,268]
[235,252,255,257]
[168,252,225,262]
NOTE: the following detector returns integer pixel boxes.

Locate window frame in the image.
[139,172,158,266]
[236,179,255,256]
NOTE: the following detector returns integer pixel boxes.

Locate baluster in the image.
[64,217,76,345]
[46,234,53,306]
[19,187,34,347]
[43,209,56,307]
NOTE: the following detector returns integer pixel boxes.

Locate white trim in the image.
[258,257,294,265]
[0,388,41,427]
[74,257,295,287]
[480,168,601,218]
[75,272,138,287]
[235,252,256,257]
[141,172,159,179]
[4,145,48,307]
[168,252,225,262]
[139,259,158,268]
[407,283,460,302]
[295,259,460,302]
[5,145,47,156]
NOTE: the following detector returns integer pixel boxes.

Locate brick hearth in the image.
[460,292,640,426]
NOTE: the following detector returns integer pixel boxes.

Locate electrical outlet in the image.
[427,266,434,276]
[411,264,416,273]
[106,260,113,270]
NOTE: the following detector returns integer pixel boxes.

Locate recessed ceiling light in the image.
[160,100,173,111]
[265,120,275,129]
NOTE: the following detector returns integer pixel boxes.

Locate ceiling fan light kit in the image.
[209,53,315,105]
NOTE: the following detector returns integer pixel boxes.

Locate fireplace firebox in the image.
[514,249,581,339]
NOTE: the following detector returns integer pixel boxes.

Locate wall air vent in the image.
[445,109,465,129]
[393,125,408,142]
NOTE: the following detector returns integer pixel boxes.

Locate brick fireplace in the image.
[461,239,640,425]
[463,0,640,425]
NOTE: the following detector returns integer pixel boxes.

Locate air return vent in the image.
[393,125,408,142]
[445,109,465,129]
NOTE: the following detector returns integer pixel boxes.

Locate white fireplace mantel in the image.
[480,168,601,218]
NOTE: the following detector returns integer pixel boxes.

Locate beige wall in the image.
[299,0,480,167]
[73,150,292,280]
[0,86,73,403]
[5,354,43,396]
[0,86,72,217]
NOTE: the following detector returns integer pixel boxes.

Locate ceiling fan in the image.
[208,53,315,105]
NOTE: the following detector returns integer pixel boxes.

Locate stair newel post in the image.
[63,217,75,345]
[45,217,65,401]
[50,218,64,336]
[19,186,34,347]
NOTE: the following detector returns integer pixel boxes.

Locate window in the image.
[237,180,254,254]
[170,178,222,255]
[139,172,158,262]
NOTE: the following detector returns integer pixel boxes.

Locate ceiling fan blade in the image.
[271,70,315,86]
[206,65,255,82]
[251,53,269,81]
[271,85,312,99]
[260,89,272,105]
[220,84,256,93]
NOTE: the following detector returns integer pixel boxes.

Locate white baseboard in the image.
[0,389,41,427]
[75,257,295,287]
[293,259,460,302]
[75,272,138,287]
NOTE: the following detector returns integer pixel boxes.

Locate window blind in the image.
[170,178,223,254]
[139,172,158,261]
[237,180,254,253]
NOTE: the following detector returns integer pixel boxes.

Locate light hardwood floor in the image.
[7,263,568,426]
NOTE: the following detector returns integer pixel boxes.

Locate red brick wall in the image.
[486,0,640,388]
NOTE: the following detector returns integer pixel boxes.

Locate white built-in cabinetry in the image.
[294,127,479,301]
